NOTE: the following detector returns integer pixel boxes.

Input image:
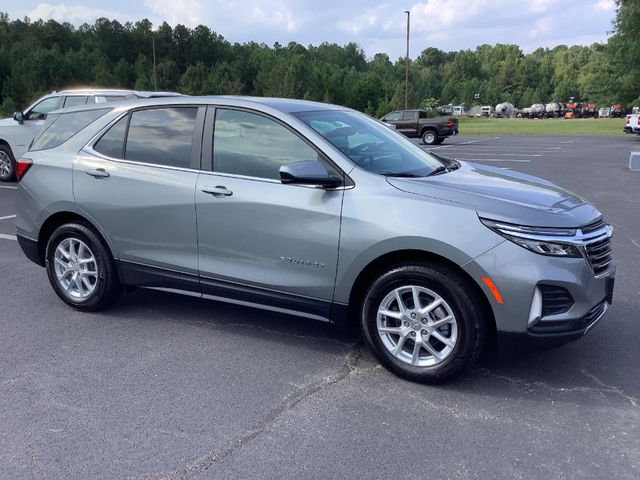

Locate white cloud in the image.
[529,15,556,38]
[529,0,554,14]
[594,0,615,11]
[27,3,132,24]
[143,0,303,31]
[143,0,203,27]
[337,4,389,35]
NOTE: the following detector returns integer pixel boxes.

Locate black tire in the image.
[360,262,486,383]
[45,223,122,311]
[0,144,16,182]
[421,129,438,145]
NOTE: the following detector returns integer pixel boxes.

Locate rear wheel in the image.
[0,144,15,182]
[360,262,486,383]
[45,223,122,311]
[421,130,438,145]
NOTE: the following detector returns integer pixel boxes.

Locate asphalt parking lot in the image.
[1,134,639,479]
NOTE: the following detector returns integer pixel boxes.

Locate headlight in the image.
[480,218,582,257]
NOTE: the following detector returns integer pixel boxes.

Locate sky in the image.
[0,0,618,59]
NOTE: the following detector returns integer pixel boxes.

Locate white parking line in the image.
[0,185,17,190]
[0,233,17,241]
[450,152,542,157]
[458,158,531,163]
[0,215,16,221]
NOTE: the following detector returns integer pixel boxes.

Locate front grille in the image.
[539,285,574,316]
[585,236,613,276]
[580,219,606,234]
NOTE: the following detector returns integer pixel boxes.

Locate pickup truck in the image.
[624,114,640,135]
[380,109,459,145]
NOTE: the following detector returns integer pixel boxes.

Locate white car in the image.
[0,89,182,181]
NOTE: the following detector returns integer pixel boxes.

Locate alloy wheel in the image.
[0,150,12,178]
[376,285,458,367]
[53,238,99,300]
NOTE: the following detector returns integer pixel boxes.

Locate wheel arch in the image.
[344,249,496,340]
[36,211,116,269]
[0,138,13,151]
[420,126,437,137]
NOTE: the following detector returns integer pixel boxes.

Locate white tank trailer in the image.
[530,103,546,119]
[545,102,564,118]
[494,102,514,118]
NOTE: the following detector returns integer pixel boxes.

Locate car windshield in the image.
[293,109,442,176]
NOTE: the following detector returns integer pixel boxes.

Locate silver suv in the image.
[15,97,615,382]
[0,89,181,181]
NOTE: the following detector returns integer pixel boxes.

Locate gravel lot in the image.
[0,134,638,479]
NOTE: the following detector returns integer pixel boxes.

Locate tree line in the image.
[0,0,637,118]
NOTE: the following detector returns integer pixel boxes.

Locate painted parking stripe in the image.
[0,233,17,241]
[0,185,18,190]
[0,215,16,221]
[450,152,542,157]
[456,158,531,163]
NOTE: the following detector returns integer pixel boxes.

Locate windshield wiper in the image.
[426,165,448,176]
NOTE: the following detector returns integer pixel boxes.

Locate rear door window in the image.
[63,96,90,108]
[31,109,110,151]
[93,115,129,158]
[124,107,198,168]
[401,111,418,121]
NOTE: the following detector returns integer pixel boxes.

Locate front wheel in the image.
[45,223,122,311]
[421,130,438,145]
[0,144,16,182]
[360,262,486,383]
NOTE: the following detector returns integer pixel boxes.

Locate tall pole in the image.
[152,33,158,91]
[404,10,410,110]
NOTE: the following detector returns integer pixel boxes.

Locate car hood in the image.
[0,117,16,127]
[386,161,601,227]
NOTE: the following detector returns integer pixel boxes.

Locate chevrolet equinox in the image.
[15,97,615,382]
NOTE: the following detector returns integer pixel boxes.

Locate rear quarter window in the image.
[30,108,111,151]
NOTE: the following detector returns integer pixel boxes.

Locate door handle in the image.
[202,185,233,197]
[85,168,110,178]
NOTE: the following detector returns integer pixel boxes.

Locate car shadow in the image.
[102,288,637,406]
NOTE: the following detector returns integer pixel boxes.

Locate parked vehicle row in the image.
[0,89,182,181]
[16,95,614,383]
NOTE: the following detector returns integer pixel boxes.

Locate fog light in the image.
[528,287,542,326]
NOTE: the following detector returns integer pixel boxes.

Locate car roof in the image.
[49,95,348,116]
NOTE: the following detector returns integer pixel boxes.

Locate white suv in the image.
[0,89,181,181]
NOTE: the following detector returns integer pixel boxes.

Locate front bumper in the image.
[464,239,615,342]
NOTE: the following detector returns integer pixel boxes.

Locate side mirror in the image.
[279,161,342,188]
[13,111,24,124]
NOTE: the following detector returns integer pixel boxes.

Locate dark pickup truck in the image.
[381,109,458,145]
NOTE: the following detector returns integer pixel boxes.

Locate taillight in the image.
[447,119,454,129]
[637,117,640,126]
[15,158,32,182]
[627,115,631,124]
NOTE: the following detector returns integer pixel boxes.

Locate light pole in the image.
[152,32,158,91]
[404,10,410,110]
